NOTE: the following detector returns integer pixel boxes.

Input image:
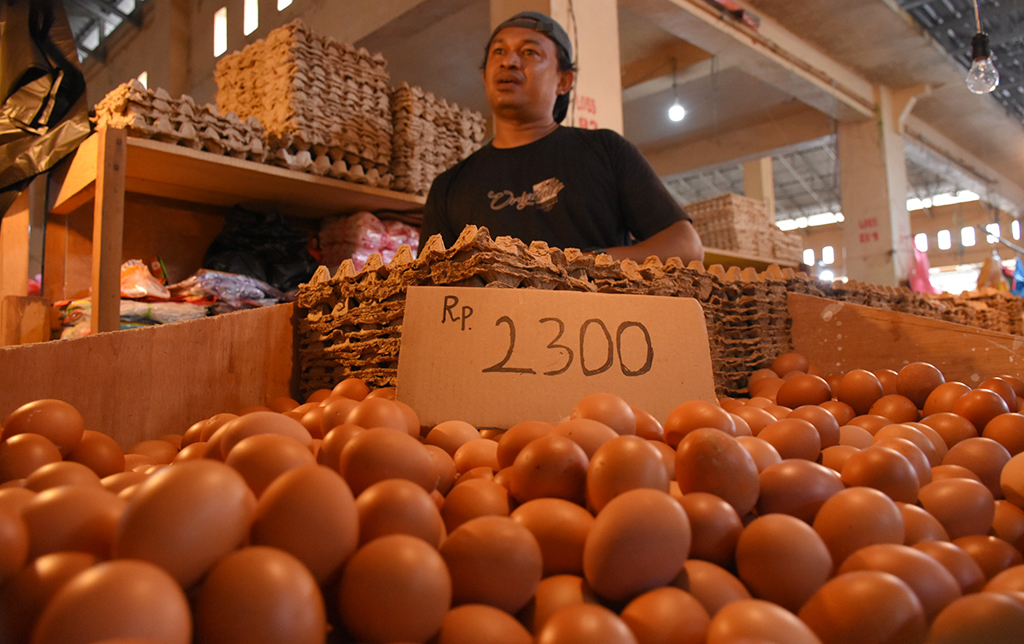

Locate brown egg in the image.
[979,377,1020,413]
[394,399,423,437]
[786,406,840,448]
[571,393,636,435]
[511,498,594,576]
[898,502,949,544]
[453,466,494,485]
[873,424,939,466]
[1003,452,1024,507]
[338,427,435,495]
[441,515,542,614]
[820,399,857,426]
[22,485,125,559]
[299,406,328,438]
[837,543,961,620]
[356,478,444,548]
[344,396,407,433]
[648,440,676,480]
[217,411,312,459]
[731,406,777,436]
[918,477,995,539]
[0,551,97,643]
[748,376,784,401]
[365,386,396,400]
[101,470,148,495]
[873,437,932,487]
[913,539,987,593]
[32,559,190,644]
[944,437,1011,499]
[583,489,690,603]
[821,444,859,473]
[875,368,900,395]
[923,381,972,416]
[897,362,945,409]
[869,394,920,423]
[318,397,359,435]
[839,424,874,448]
[953,535,1024,580]
[123,454,158,470]
[992,500,1024,552]
[265,395,299,413]
[438,604,533,644]
[127,440,177,465]
[932,464,983,483]
[954,389,1011,434]
[922,412,979,448]
[906,421,950,461]
[496,421,553,469]
[986,564,1024,593]
[0,433,62,482]
[250,465,358,584]
[746,395,776,409]
[735,514,832,612]
[67,431,125,478]
[813,486,905,566]
[984,413,1024,456]
[678,492,742,569]
[454,438,499,474]
[425,444,458,495]
[508,434,588,506]
[840,446,920,503]
[552,418,618,458]
[772,352,810,376]
[224,433,316,497]
[315,423,363,471]
[664,401,735,448]
[728,412,754,437]
[538,604,638,644]
[836,369,884,416]
[0,502,27,588]
[798,571,926,644]
[632,406,665,441]
[197,413,237,442]
[25,461,102,492]
[521,574,600,635]
[114,460,256,588]
[180,421,204,447]
[718,397,745,412]
[587,435,668,512]
[196,546,326,644]
[757,459,844,523]
[442,478,511,533]
[775,374,831,409]
[763,403,794,420]
[2,399,85,457]
[707,598,821,644]
[749,367,780,386]
[426,420,482,457]
[620,586,709,644]
[757,418,822,461]
[676,428,759,516]
[847,414,892,435]
[735,436,782,472]
[677,559,751,617]
[927,592,1024,644]
[305,388,332,403]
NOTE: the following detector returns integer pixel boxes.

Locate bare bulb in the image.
[668,101,686,122]
[967,32,1000,95]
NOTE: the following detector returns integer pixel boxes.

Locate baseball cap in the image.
[487,11,573,63]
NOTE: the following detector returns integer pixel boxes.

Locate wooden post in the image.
[838,86,913,287]
[743,156,776,222]
[91,127,127,334]
[490,0,624,134]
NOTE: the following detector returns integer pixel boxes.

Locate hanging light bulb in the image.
[667,57,686,122]
[966,1,999,94]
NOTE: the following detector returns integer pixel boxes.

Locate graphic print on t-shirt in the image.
[486,177,565,213]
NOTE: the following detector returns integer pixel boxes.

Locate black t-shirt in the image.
[418,127,689,252]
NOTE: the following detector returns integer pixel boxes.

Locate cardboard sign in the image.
[396,286,716,429]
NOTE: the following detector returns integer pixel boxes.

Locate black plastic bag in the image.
[0,0,91,213]
[203,207,319,293]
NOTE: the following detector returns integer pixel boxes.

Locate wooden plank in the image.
[0,190,30,302]
[48,133,98,215]
[92,128,127,334]
[1,296,51,346]
[788,293,1024,385]
[704,246,798,271]
[0,304,296,447]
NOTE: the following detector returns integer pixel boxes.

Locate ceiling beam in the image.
[621,39,713,90]
[643,103,835,177]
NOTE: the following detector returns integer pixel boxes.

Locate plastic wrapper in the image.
[319,211,420,270]
[168,269,287,311]
[120,259,170,299]
[0,0,92,214]
[58,298,209,339]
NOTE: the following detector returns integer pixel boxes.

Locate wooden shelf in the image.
[38,127,427,338]
[49,131,425,218]
[703,246,799,271]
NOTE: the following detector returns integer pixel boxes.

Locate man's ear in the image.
[557,69,575,95]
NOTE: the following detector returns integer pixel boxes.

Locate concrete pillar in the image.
[743,156,776,222]
[838,86,913,287]
[490,0,623,134]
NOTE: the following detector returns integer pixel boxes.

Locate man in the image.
[418,11,704,264]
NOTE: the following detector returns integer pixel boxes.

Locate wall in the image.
[799,200,1018,279]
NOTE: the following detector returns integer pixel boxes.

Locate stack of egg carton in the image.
[389,83,487,195]
[92,80,266,161]
[214,20,393,188]
[685,193,775,258]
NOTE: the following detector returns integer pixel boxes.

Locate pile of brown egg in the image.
[3,355,1024,644]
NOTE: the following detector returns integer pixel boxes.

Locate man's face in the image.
[483,26,573,124]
